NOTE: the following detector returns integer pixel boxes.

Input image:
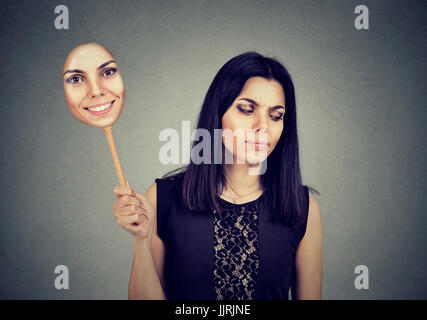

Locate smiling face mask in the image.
[62,43,126,128]
[62,43,127,186]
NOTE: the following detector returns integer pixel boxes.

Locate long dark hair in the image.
[162,51,318,225]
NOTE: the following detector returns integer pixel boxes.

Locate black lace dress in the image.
[155,176,309,300]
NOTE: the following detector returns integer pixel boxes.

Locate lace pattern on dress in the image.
[213,198,260,300]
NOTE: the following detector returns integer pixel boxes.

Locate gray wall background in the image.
[0,0,426,299]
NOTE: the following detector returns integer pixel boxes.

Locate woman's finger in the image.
[117,213,139,227]
[125,180,137,197]
[115,204,142,218]
[134,192,150,208]
[112,195,140,211]
[113,185,134,199]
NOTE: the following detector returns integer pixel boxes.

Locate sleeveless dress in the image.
[154,176,310,300]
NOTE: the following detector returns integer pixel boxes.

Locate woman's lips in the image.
[84,100,114,115]
[246,141,268,150]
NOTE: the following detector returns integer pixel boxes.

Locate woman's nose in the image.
[254,113,268,132]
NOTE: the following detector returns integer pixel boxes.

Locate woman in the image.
[112,52,323,300]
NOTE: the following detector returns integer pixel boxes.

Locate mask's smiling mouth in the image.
[84,100,115,115]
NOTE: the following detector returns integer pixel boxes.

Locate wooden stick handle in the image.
[102,126,126,186]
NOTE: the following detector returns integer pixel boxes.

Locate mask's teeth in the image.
[87,102,112,111]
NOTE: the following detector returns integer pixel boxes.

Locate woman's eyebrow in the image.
[63,60,117,76]
[238,98,285,110]
[238,98,258,105]
[271,105,285,111]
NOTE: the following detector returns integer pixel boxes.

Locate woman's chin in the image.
[232,155,267,166]
[246,151,268,164]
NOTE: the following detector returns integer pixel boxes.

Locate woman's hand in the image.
[112,181,155,241]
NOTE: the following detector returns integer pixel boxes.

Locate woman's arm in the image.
[129,237,166,299]
[128,182,166,300]
[293,193,323,299]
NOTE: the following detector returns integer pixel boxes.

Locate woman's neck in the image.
[222,163,262,196]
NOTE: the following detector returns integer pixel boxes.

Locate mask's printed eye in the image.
[237,104,254,114]
[66,75,84,84]
[102,68,117,78]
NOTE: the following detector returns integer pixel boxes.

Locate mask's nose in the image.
[88,77,105,98]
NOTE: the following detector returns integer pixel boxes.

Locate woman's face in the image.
[62,43,125,128]
[221,76,285,165]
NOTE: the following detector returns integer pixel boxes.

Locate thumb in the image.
[134,190,148,206]
[125,179,137,198]
[124,179,147,205]
[126,180,144,203]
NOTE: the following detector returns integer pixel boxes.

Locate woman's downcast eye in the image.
[237,104,284,121]
[271,113,284,121]
[237,104,254,113]
[272,109,285,120]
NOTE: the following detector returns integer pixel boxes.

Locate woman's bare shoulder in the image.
[308,193,320,212]
[305,192,322,240]
[146,173,184,210]
[145,182,157,210]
